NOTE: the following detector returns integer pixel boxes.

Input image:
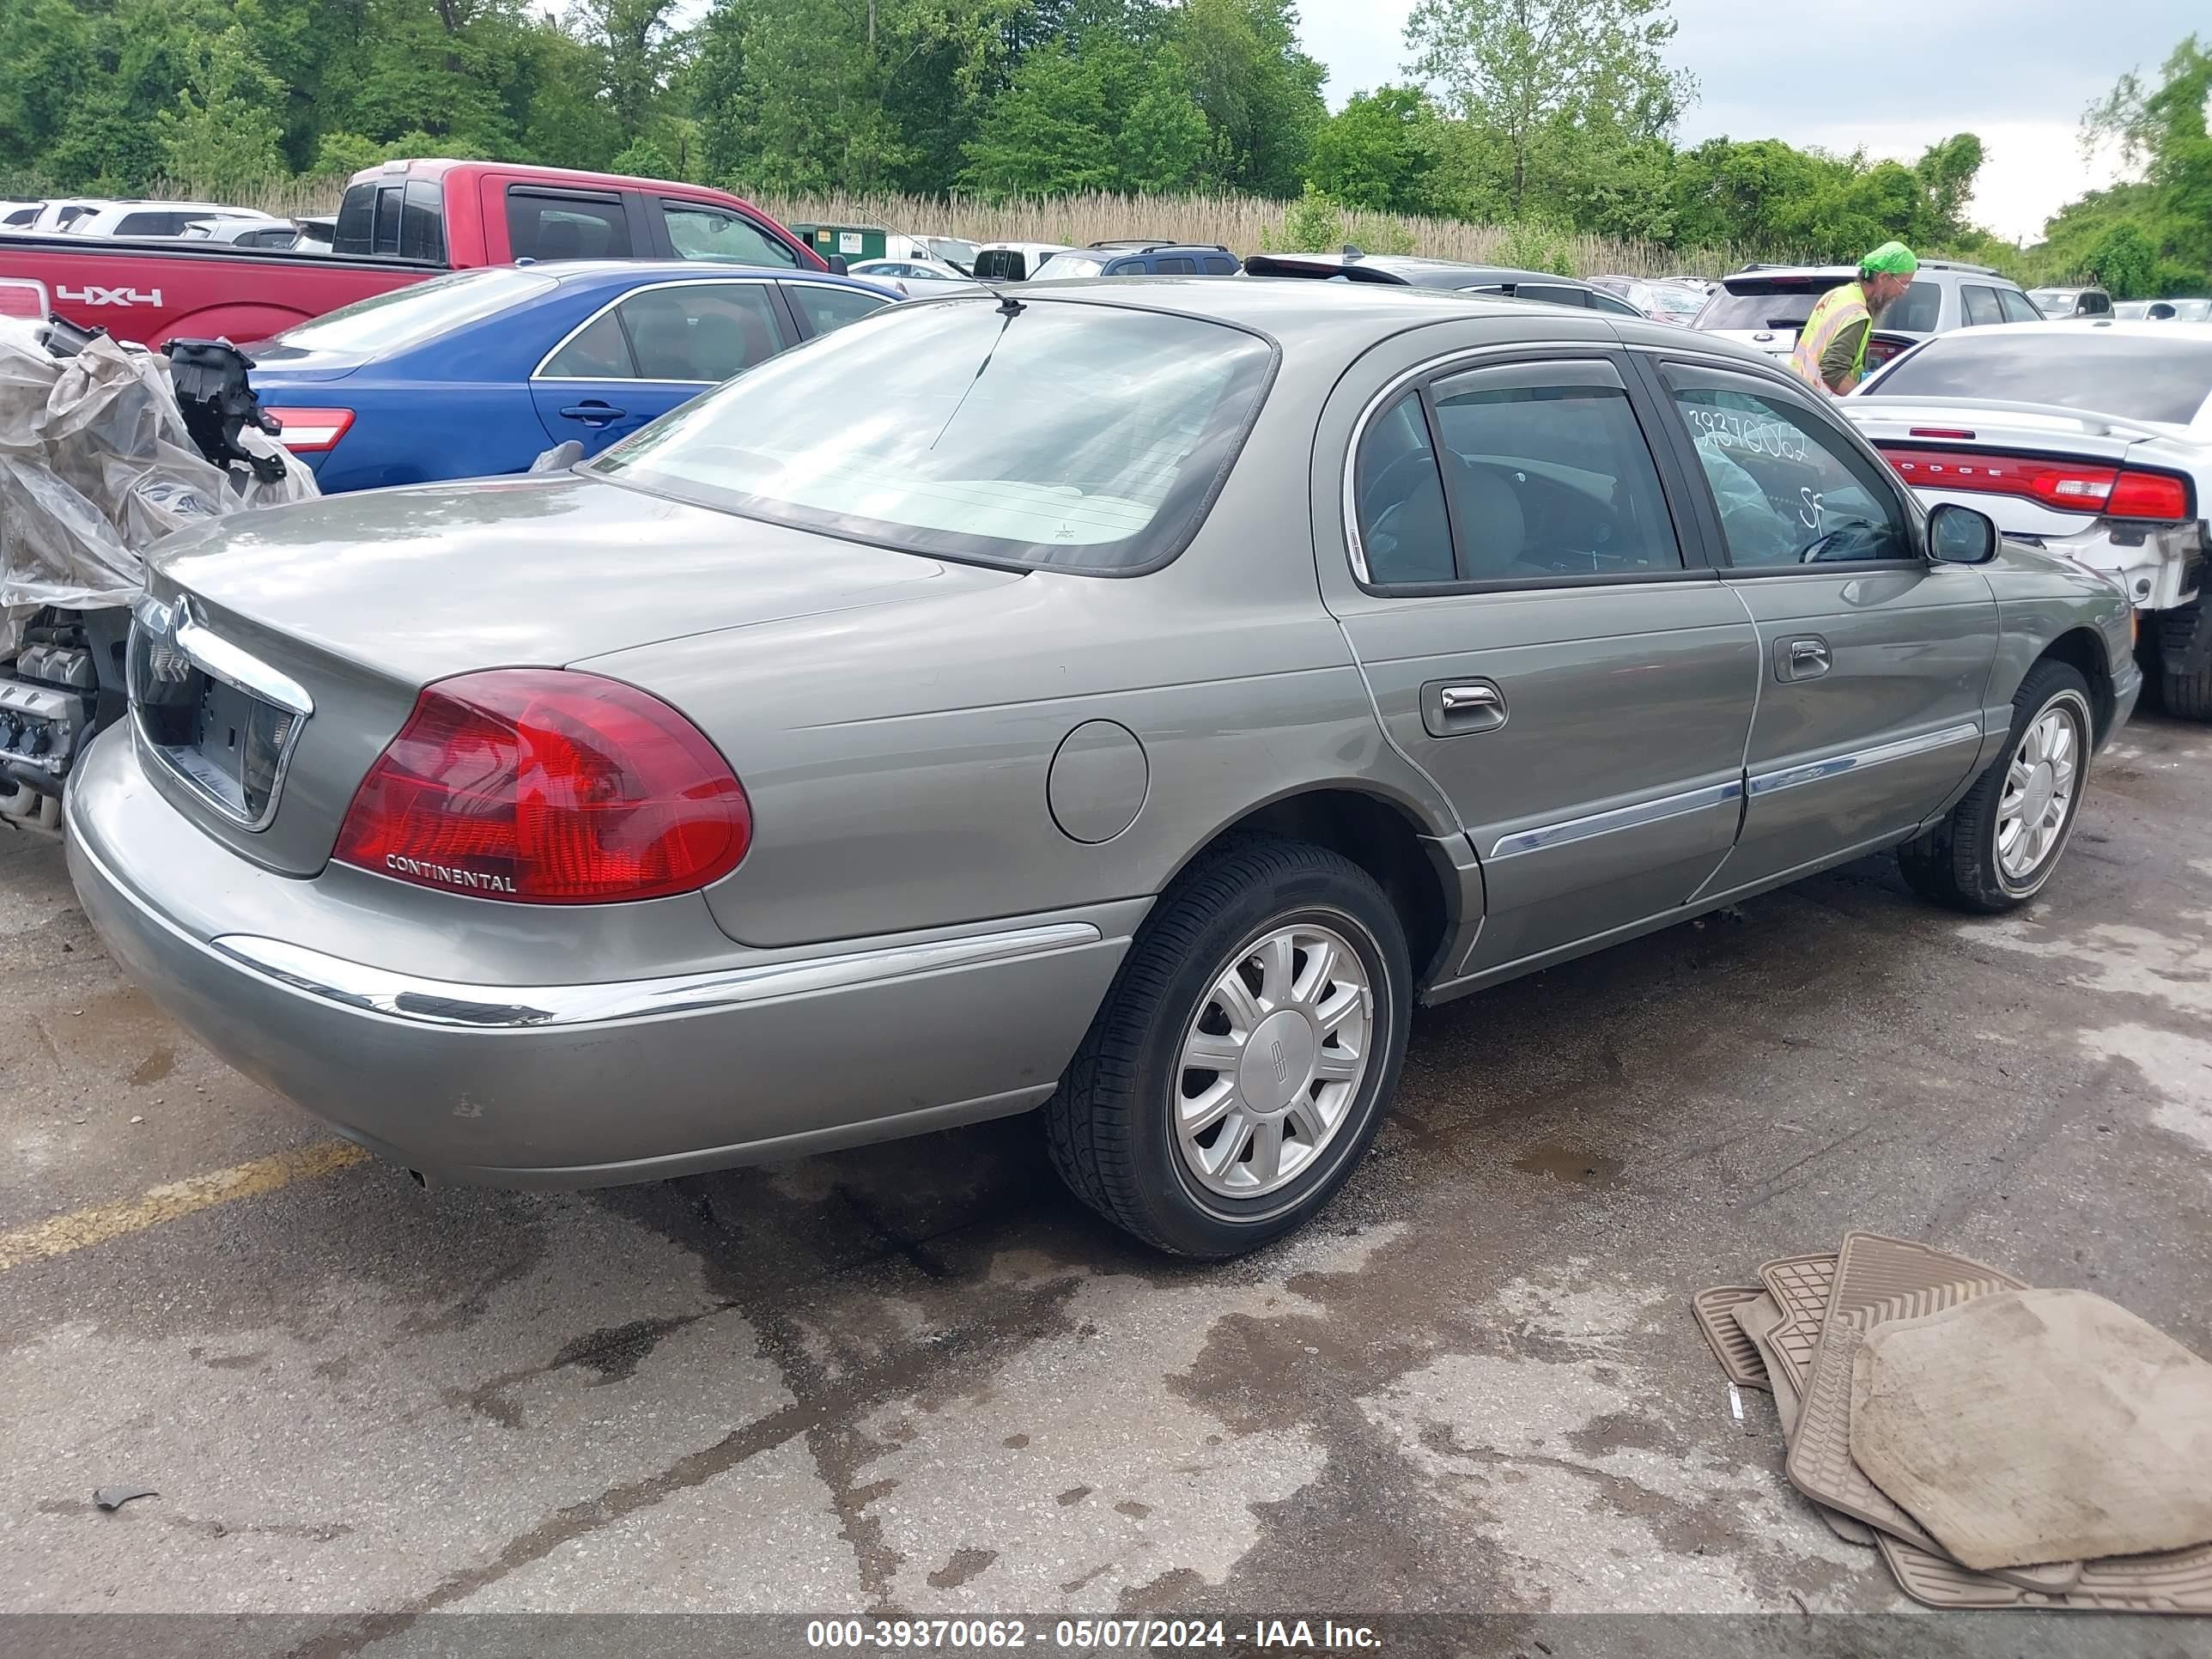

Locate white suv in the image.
[1695,260,2044,372]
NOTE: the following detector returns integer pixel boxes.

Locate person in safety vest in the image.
[1788,241,1918,396]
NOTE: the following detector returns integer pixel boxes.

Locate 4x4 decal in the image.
[57,284,162,307]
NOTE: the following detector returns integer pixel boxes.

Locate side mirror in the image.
[825,254,848,276]
[1928,501,1998,565]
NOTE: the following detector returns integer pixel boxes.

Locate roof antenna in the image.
[1342,243,1365,262]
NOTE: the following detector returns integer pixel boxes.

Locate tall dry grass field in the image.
[174,177,1771,278]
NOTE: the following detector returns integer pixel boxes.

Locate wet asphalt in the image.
[3,711,2210,1651]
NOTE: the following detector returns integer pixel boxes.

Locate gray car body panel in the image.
[70,281,2137,1187]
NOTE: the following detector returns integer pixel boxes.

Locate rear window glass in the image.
[971,249,1030,282]
[270,268,556,356]
[1031,254,1103,280]
[508,192,630,261]
[1881,281,1939,331]
[1697,281,1834,330]
[592,298,1274,572]
[1869,332,2212,427]
[334,185,374,256]
[401,179,446,262]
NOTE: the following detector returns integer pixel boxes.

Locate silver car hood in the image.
[153,471,1015,687]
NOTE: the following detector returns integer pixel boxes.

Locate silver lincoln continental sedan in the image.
[69,280,2138,1257]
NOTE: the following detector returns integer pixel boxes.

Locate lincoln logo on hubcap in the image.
[1268,1039,1288,1084]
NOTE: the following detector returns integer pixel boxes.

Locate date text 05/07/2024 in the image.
[805,1619,1384,1650]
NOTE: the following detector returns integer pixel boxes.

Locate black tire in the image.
[1898,659,2094,914]
[1044,833,1412,1259]
[2163,661,2212,722]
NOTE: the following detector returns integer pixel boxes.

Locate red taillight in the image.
[1878,447,2195,523]
[264,406,356,453]
[332,669,751,903]
[2107,468,2192,521]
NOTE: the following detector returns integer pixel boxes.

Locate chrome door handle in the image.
[1424,679,1508,736]
[1778,636,1831,682]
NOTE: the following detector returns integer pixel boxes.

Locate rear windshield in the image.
[1698,276,1937,332]
[1033,253,1105,280]
[972,249,1031,282]
[1868,332,2212,427]
[269,268,556,356]
[1697,280,1834,330]
[591,297,1275,572]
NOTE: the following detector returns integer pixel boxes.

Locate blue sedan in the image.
[248,261,902,492]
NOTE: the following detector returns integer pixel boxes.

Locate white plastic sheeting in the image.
[0,320,317,650]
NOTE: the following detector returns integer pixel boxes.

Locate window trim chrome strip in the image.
[211,922,1105,1030]
[1489,780,1742,860]
[1747,720,1982,799]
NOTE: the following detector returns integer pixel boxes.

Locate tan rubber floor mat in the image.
[1693,1285,1769,1389]
[1757,1251,1838,1397]
[1783,1234,2025,1556]
[1735,1295,1876,1548]
[1881,1534,2212,1613]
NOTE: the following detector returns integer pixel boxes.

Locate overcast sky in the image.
[1299,0,2202,242]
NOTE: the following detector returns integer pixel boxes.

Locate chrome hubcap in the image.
[1997,703,2080,884]
[1174,923,1373,1199]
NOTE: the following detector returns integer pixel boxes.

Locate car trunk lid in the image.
[137,472,1019,874]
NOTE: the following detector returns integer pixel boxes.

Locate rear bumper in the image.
[66,728,1135,1187]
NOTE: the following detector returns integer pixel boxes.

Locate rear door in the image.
[530,277,795,453]
[1321,343,1760,979]
[1642,355,1998,894]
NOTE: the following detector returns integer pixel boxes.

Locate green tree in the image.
[2086,34,2212,283]
[565,0,682,143]
[2087,222,2158,297]
[1403,0,1692,216]
[1174,0,1325,197]
[1308,86,1442,212]
[1914,132,1984,244]
[158,27,287,191]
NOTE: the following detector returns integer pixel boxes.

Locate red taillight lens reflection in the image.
[1878,447,2194,523]
[333,669,751,903]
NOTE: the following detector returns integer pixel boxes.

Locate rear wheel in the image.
[1044,835,1411,1258]
[2163,660,2212,721]
[1899,660,2093,914]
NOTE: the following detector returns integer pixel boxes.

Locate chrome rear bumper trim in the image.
[213,923,1103,1030]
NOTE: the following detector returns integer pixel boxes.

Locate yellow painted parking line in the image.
[0,1139,370,1273]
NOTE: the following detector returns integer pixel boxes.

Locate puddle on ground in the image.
[1511,1146,1623,1187]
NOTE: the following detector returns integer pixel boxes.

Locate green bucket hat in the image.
[1860,240,1919,278]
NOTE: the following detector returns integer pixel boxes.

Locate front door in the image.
[1644,358,1999,895]
[1328,352,1760,977]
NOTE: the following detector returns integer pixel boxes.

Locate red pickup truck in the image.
[0,159,827,348]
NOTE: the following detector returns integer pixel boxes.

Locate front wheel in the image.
[1044,835,1412,1258]
[1899,660,2094,914]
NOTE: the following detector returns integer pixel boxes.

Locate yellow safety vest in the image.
[1789,283,1871,394]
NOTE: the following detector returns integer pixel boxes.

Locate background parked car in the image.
[1590,275,1705,325]
[923,235,980,272]
[182,218,318,250]
[247,261,900,491]
[848,256,978,295]
[64,201,278,239]
[20,198,106,234]
[2027,286,2115,319]
[970,241,1074,282]
[1031,242,1242,278]
[1695,260,2042,368]
[1243,250,1644,316]
[2114,298,2212,322]
[1848,319,2212,714]
[0,200,43,230]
